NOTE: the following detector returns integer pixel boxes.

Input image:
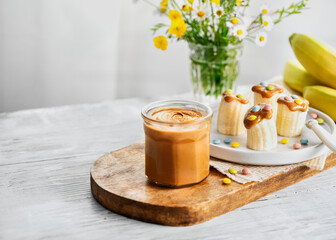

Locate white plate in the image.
[210,107,335,166]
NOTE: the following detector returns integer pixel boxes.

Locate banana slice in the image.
[276,95,309,137]
[252,83,284,119]
[244,103,277,151]
[217,90,250,136]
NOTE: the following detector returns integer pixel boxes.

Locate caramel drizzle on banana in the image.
[244,104,273,129]
[252,84,284,98]
[151,107,203,123]
[277,97,309,112]
[222,93,249,104]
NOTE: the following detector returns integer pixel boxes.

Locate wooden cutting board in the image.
[90,143,336,226]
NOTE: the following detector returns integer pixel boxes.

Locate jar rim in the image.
[141,99,213,125]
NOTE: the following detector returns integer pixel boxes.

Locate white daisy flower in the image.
[226,13,247,28]
[255,31,268,47]
[226,16,241,28]
[231,24,248,40]
[234,0,248,14]
[260,3,272,15]
[302,0,310,6]
[192,6,210,21]
[236,0,248,7]
[210,1,224,18]
[262,16,274,31]
[215,8,224,17]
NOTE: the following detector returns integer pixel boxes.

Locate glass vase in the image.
[189,43,243,104]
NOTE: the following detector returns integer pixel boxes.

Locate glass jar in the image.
[189,43,243,104]
[141,100,213,187]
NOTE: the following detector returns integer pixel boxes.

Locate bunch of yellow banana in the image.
[284,33,336,121]
[283,59,323,93]
[303,86,336,121]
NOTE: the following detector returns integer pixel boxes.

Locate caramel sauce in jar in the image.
[142,100,213,187]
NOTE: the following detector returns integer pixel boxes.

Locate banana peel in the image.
[290,33,336,89]
[283,59,324,93]
[303,85,336,121]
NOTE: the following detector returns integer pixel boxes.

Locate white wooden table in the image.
[1,98,336,239]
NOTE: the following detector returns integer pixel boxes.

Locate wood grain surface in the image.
[1,98,336,239]
[91,142,336,226]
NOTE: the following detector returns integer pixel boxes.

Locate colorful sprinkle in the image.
[291,95,299,99]
[260,82,268,87]
[236,94,245,99]
[251,105,261,112]
[266,85,274,91]
[263,104,272,111]
[294,99,303,105]
[280,138,289,144]
[293,143,301,149]
[231,142,240,148]
[228,168,237,175]
[300,138,309,145]
[242,168,251,175]
[212,139,221,144]
[284,96,293,101]
[225,89,233,94]
[317,118,324,124]
[224,138,232,144]
[222,178,231,185]
[310,113,318,119]
[248,115,257,121]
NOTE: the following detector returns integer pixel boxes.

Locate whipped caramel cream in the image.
[151,107,204,123]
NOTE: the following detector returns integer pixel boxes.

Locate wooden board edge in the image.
[191,153,336,226]
[90,153,336,226]
[90,174,199,226]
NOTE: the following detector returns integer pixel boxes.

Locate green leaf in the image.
[151,23,166,34]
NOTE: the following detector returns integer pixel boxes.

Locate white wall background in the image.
[1,0,335,112]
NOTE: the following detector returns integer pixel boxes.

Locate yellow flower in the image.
[168,19,187,38]
[236,0,242,6]
[188,0,194,4]
[160,7,167,13]
[182,5,193,13]
[160,0,168,7]
[153,36,168,51]
[211,0,220,5]
[168,10,182,21]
